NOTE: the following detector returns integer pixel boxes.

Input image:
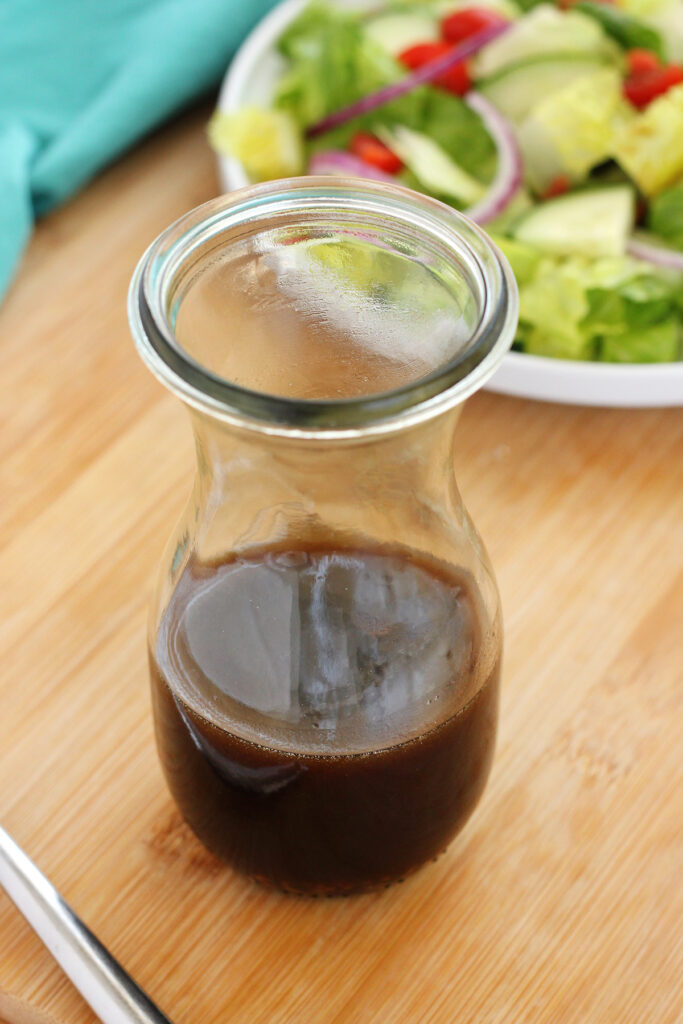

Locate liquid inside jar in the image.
[173,234,477,401]
[151,543,500,894]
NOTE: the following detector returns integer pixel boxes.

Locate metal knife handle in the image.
[0,825,174,1024]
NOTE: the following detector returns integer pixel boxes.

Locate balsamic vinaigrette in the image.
[150,543,500,895]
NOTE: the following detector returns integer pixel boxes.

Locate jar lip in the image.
[128,177,518,438]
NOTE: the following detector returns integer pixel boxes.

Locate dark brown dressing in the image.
[151,544,499,894]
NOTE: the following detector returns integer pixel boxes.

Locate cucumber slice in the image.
[513,186,635,258]
[479,53,609,123]
[364,12,439,56]
[473,4,615,78]
[377,125,486,205]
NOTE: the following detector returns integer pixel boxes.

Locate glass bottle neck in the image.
[188,405,465,564]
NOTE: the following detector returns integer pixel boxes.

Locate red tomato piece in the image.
[437,59,472,95]
[541,175,571,200]
[623,64,683,108]
[626,48,660,76]
[350,132,403,174]
[399,41,472,95]
[399,41,451,68]
[441,7,509,44]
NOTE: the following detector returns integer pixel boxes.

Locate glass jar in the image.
[128,178,517,895]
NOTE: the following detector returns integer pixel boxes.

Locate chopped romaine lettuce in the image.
[208,108,303,180]
[490,234,542,284]
[518,257,598,358]
[277,1,354,60]
[515,254,681,361]
[275,8,402,128]
[601,320,680,362]
[613,83,683,195]
[583,274,676,333]
[518,68,631,190]
[648,184,683,251]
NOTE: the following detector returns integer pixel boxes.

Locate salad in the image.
[210,0,683,364]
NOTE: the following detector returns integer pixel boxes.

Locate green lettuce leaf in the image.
[508,0,545,10]
[587,274,681,360]
[601,319,680,361]
[490,234,542,285]
[278,1,353,60]
[518,257,598,359]
[648,184,683,251]
[275,6,402,127]
[515,254,682,361]
[583,274,675,333]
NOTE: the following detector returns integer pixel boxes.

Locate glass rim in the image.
[128,177,518,438]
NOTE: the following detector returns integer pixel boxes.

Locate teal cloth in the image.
[0,0,276,300]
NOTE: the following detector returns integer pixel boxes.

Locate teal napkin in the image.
[0,0,276,301]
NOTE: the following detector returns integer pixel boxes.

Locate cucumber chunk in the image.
[513,186,635,258]
[479,53,609,122]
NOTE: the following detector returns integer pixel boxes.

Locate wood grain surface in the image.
[1,106,682,1024]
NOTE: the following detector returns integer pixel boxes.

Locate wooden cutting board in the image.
[1,106,682,1024]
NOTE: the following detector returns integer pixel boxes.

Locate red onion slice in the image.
[626,235,683,272]
[463,92,522,225]
[305,21,511,139]
[308,150,398,182]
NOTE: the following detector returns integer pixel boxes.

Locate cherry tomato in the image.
[399,41,472,95]
[350,132,403,174]
[541,175,571,200]
[626,48,660,77]
[441,7,509,44]
[623,64,683,108]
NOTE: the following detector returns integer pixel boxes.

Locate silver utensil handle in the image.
[0,826,173,1024]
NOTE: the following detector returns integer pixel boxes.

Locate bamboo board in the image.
[1,107,682,1024]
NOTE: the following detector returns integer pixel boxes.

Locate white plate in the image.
[215,0,683,407]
